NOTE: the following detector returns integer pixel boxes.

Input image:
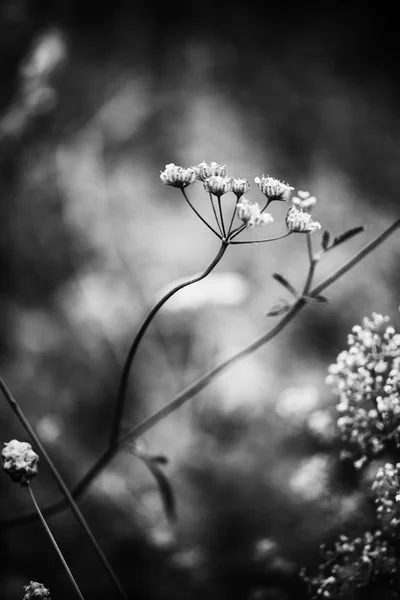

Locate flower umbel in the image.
[2,440,39,485]
[160,163,197,189]
[254,176,294,203]
[285,205,321,233]
[23,581,51,599]
[230,177,250,198]
[292,190,317,210]
[203,175,232,197]
[236,197,273,229]
[194,161,227,182]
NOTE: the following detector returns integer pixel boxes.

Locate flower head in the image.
[292,190,317,210]
[203,175,232,197]
[236,197,273,229]
[230,177,250,198]
[2,440,39,485]
[23,581,51,599]
[160,163,197,189]
[194,161,227,182]
[254,176,294,203]
[285,205,321,233]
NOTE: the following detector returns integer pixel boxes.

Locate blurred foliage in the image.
[0,2,399,599]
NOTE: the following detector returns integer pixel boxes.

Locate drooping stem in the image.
[28,484,86,600]
[3,218,399,528]
[0,376,129,600]
[109,240,229,445]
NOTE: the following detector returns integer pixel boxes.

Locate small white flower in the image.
[254,176,294,202]
[285,205,321,233]
[194,161,227,182]
[203,175,232,197]
[236,197,273,229]
[160,163,197,188]
[23,581,51,600]
[230,177,250,197]
[2,440,39,485]
[292,190,317,210]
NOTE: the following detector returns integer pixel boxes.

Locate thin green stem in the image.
[3,218,399,528]
[230,232,293,245]
[109,240,229,445]
[302,233,317,295]
[181,188,221,238]
[217,196,226,238]
[228,223,247,241]
[0,376,129,600]
[28,484,86,600]
[227,202,238,236]
[209,192,224,236]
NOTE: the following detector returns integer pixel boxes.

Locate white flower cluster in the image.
[2,439,39,485]
[285,204,321,234]
[160,163,197,188]
[326,313,400,468]
[292,190,317,210]
[254,176,294,202]
[23,581,51,600]
[373,463,400,534]
[236,197,273,229]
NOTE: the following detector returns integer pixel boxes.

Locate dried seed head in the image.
[254,176,294,202]
[230,178,250,198]
[236,197,273,229]
[23,581,51,599]
[285,205,321,233]
[2,440,39,485]
[194,161,227,182]
[160,163,197,189]
[203,175,232,197]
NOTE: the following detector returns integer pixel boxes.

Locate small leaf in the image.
[133,449,177,523]
[272,273,299,298]
[333,226,365,247]
[264,299,292,317]
[304,294,330,304]
[321,230,331,250]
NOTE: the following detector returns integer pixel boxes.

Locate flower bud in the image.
[230,178,250,198]
[2,440,39,485]
[254,176,294,202]
[203,175,232,197]
[292,190,317,210]
[194,161,227,181]
[23,581,51,599]
[160,163,197,188]
[285,205,321,233]
[237,197,273,229]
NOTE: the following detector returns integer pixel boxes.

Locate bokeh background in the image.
[0,2,399,599]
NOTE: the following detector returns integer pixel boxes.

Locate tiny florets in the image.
[2,440,39,485]
[373,463,400,535]
[194,161,227,181]
[203,175,232,197]
[160,163,197,188]
[254,176,294,202]
[292,190,317,210]
[23,581,51,599]
[326,313,400,468]
[236,197,273,229]
[230,178,250,197]
[285,205,321,233]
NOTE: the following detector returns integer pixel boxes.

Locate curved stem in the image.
[180,188,221,238]
[230,232,292,245]
[109,240,229,445]
[3,218,399,528]
[28,485,86,600]
[0,377,129,600]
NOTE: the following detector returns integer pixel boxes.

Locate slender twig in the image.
[302,233,318,295]
[209,192,223,236]
[3,218,399,528]
[230,232,293,245]
[227,202,238,236]
[180,188,221,238]
[217,196,226,238]
[28,484,86,600]
[109,240,229,445]
[0,377,129,600]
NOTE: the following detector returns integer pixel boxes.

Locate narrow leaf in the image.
[321,230,331,250]
[333,226,365,247]
[304,294,330,304]
[272,273,299,298]
[133,450,176,523]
